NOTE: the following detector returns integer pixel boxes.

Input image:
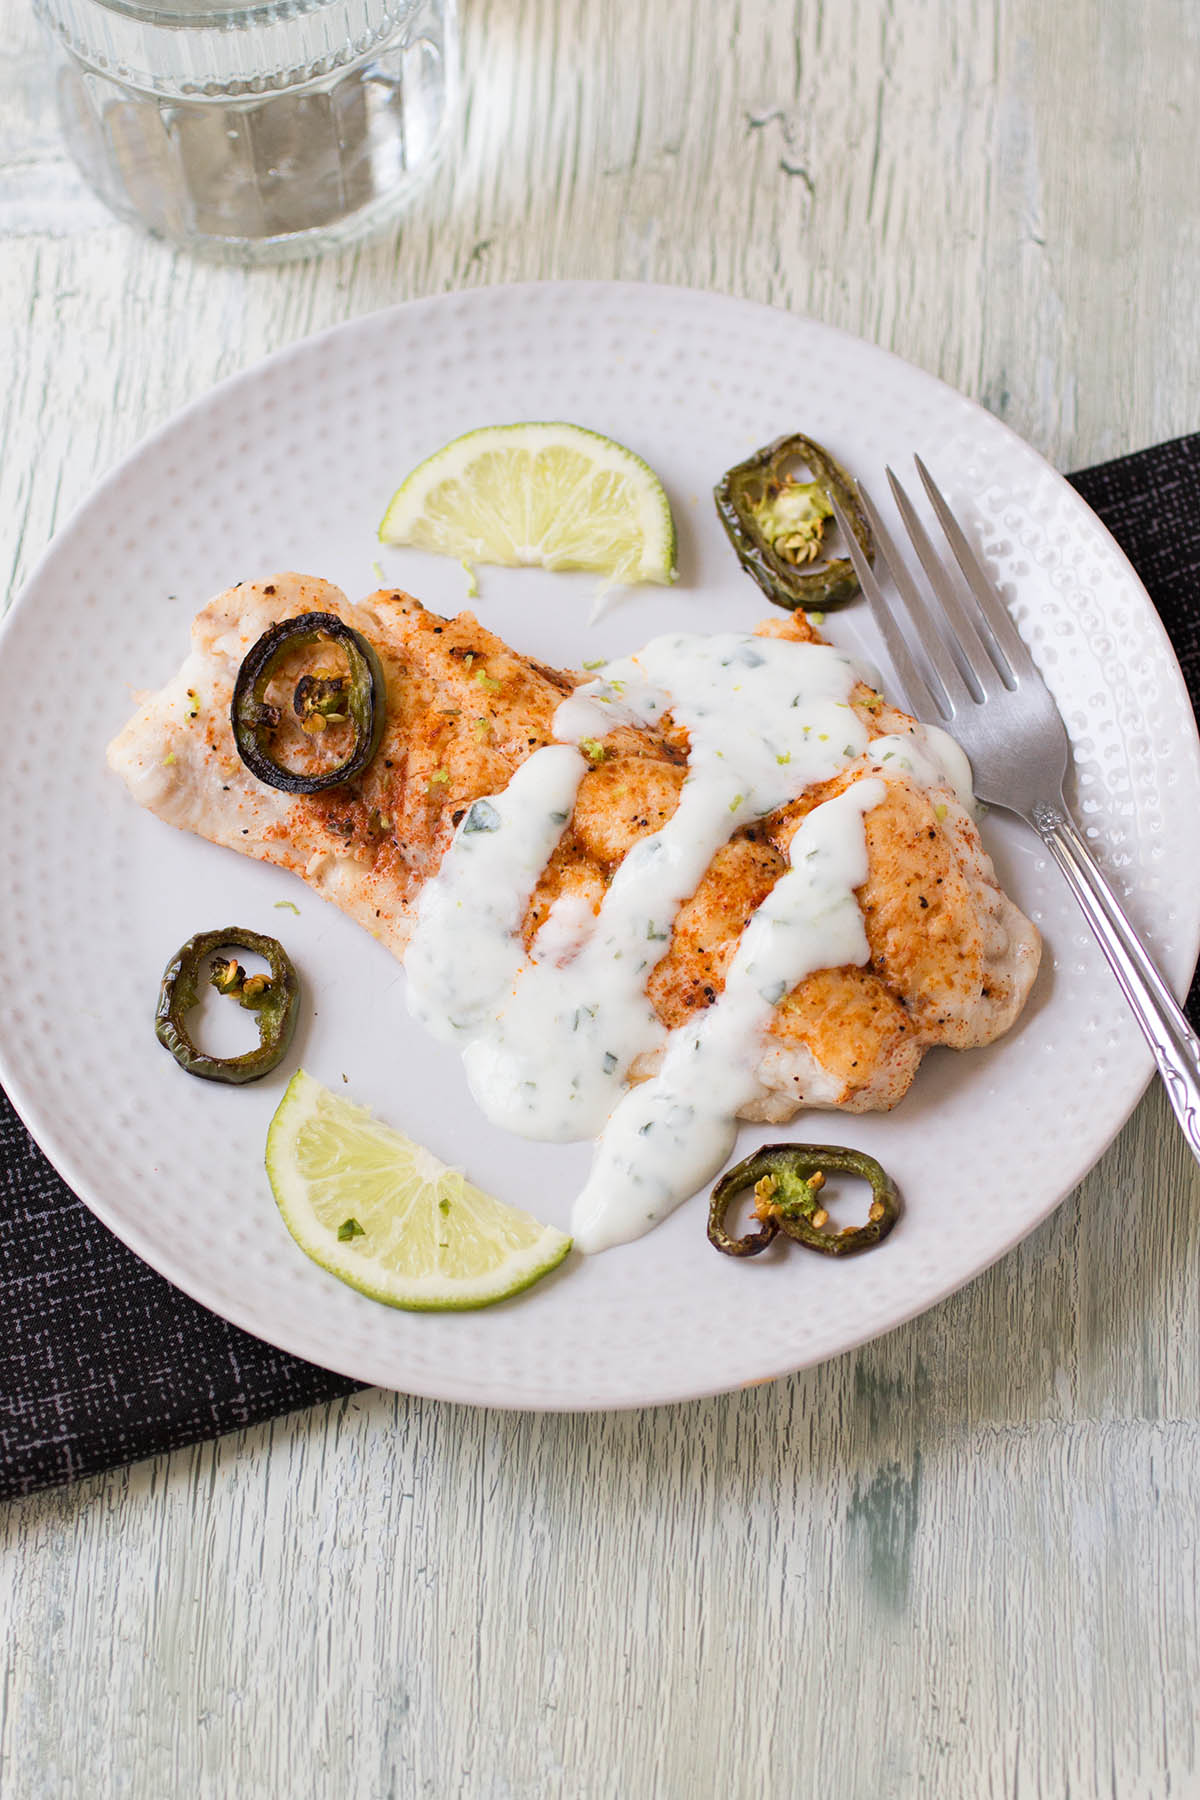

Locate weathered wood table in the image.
[3,2,1198,1793]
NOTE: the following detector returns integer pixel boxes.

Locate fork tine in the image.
[912,455,1036,679]
[828,490,945,722]
[885,468,1003,700]
[851,480,979,720]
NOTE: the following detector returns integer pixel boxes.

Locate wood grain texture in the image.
[3,0,1200,1794]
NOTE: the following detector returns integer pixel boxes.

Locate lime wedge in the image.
[378,421,677,585]
[266,1070,572,1310]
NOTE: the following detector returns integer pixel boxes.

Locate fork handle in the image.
[1034,801,1200,1163]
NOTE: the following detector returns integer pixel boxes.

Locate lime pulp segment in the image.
[378,421,678,586]
[266,1070,573,1311]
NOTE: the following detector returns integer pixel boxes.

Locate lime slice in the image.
[378,421,678,585]
[266,1070,572,1310]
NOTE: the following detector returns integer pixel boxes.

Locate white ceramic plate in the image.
[2,281,1197,1409]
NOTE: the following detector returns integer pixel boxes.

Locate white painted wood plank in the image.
[3,0,1200,1794]
[5,1089,1200,1799]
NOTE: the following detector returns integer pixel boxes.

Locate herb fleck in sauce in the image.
[403,631,967,1253]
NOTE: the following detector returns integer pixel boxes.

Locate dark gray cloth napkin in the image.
[3,433,1199,1502]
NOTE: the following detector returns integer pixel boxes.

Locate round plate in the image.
[2,281,1197,1409]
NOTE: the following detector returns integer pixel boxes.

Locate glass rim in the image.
[93,0,333,23]
[40,0,413,31]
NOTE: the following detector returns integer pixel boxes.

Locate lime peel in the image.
[378,421,678,587]
[266,1070,572,1311]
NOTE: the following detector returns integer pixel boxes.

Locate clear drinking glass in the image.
[34,0,457,261]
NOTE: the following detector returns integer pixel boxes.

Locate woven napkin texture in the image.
[2,433,1198,1502]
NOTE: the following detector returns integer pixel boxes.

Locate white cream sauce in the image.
[867,724,976,814]
[571,777,886,1253]
[403,629,973,1254]
[404,745,588,1041]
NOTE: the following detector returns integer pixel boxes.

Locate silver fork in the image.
[830,458,1200,1166]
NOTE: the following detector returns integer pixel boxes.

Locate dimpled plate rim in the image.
[0,280,1197,1411]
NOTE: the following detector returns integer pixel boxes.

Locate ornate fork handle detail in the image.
[1033,799,1200,1158]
